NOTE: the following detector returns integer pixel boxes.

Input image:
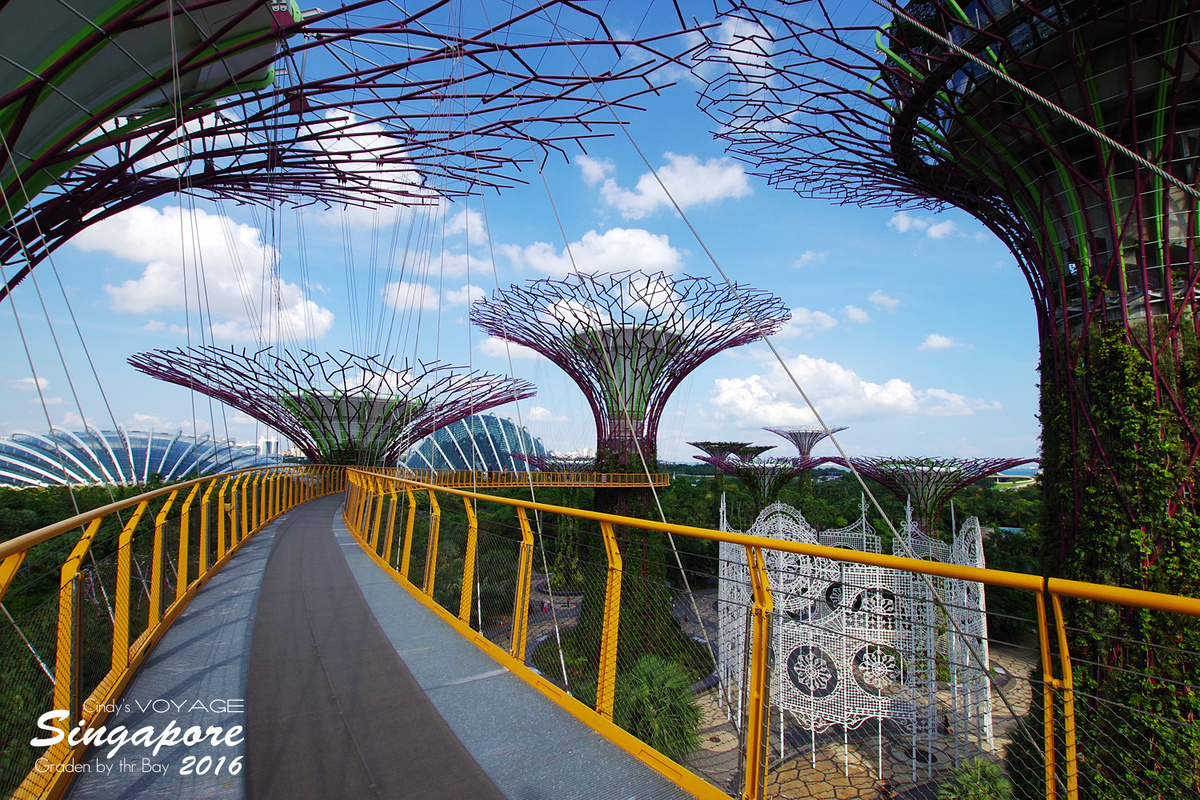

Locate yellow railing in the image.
[0,465,344,800]
[385,467,671,488]
[343,468,1200,800]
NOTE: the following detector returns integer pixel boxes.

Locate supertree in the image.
[128,346,534,465]
[766,424,846,496]
[695,0,1200,586]
[837,456,1035,539]
[695,7,1200,789]
[473,271,791,478]
[0,1,695,301]
[688,440,777,510]
[696,454,830,521]
[765,426,847,458]
[472,270,790,667]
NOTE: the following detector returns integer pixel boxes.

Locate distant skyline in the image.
[0,4,1039,467]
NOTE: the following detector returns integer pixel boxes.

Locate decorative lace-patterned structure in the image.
[718,503,994,779]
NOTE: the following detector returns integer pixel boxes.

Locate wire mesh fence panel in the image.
[0,593,57,799]
[471,522,525,654]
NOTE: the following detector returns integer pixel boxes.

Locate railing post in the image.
[383,487,399,563]
[176,483,200,603]
[1051,592,1078,800]
[1036,591,1058,800]
[240,473,249,542]
[596,521,623,720]
[458,496,478,623]
[150,490,179,627]
[371,477,386,551]
[401,487,417,580]
[741,545,773,800]
[112,501,150,674]
[510,507,535,661]
[50,519,102,769]
[422,490,441,595]
[200,478,217,575]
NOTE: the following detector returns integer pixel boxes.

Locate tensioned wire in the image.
[540,2,1037,741]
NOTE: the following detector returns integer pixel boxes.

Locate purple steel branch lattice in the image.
[837,456,1035,537]
[128,346,534,465]
[696,454,830,514]
[0,0,698,302]
[694,0,1199,560]
[472,270,790,465]
[765,426,847,457]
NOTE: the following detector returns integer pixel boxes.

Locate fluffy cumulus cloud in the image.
[10,377,48,391]
[580,152,751,220]
[709,353,1000,425]
[380,281,484,311]
[526,406,567,423]
[888,211,987,241]
[918,333,964,352]
[843,305,871,323]
[793,250,827,268]
[774,307,838,338]
[477,336,543,361]
[500,228,683,277]
[869,290,900,312]
[75,205,334,342]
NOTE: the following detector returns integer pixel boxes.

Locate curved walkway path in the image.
[65,495,695,800]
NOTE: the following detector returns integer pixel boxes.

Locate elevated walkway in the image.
[62,496,696,800]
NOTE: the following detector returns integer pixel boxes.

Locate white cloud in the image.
[143,321,189,336]
[592,153,751,219]
[445,208,485,241]
[709,353,1001,425]
[444,284,486,306]
[76,205,334,343]
[526,406,567,423]
[501,228,682,277]
[868,290,900,312]
[919,334,963,351]
[793,250,827,268]
[39,397,63,405]
[843,305,871,324]
[888,211,985,241]
[773,307,837,338]
[382,281,440,311]
[478,336,543,361]
[10,377,48,391]
[577,155,616,186]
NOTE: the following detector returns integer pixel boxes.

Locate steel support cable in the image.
[548,13,1032,743]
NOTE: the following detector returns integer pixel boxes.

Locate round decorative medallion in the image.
[786,645,838,697]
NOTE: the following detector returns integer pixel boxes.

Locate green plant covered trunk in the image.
[1037,325,1200,798]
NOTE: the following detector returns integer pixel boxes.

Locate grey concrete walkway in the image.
[64,496,698,800]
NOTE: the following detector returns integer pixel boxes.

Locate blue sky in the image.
[0,4,1041,465]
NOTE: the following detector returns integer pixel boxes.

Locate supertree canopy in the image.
[128,346,534,465]
[838,456,1035,538]
[765,425,847,457]
[0,0,695,301]
[694,0,1200,589]
[472,270,791,472]
[696,454,829,519]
